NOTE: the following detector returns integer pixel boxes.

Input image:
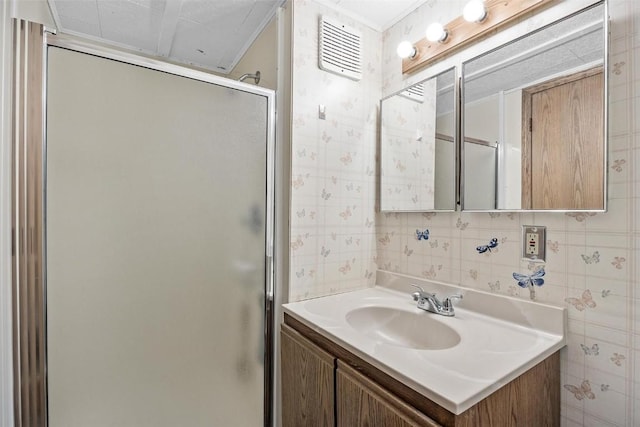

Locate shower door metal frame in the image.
[15,28,277,426]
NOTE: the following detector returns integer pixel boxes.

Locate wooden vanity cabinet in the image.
[281,315,560,427]
[337,361,440,427]
[281,323,335,427]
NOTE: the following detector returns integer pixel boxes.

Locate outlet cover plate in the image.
[522,225,546,262]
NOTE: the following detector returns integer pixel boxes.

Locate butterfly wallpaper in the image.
[288,0,638,425]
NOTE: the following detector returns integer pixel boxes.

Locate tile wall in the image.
[288,0,380,300]
[289,0,639,425]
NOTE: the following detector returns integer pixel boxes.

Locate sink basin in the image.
[345,306,461,350]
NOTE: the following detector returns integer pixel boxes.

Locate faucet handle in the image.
[443,294,463,309]
[410,284,430,301]
[410,284,426,293]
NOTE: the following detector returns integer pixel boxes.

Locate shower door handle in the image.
[266,254,274,301]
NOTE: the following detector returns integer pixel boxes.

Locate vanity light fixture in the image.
[401,0,553,75]
[396,40,417,59]
[426,22,448,43]
[463,0,487,23]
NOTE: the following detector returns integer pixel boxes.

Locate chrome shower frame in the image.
[23,30,277,426]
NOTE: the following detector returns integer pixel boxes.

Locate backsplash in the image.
[289,0,638,425]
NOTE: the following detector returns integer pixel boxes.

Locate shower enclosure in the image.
[12,22,274,426]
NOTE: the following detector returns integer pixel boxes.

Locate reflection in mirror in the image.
[380,68,456,211]
[462,2,606,211]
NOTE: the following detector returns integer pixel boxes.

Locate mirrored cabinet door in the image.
[461,2,607,211]
[380,67,457,212]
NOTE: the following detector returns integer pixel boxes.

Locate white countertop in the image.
[283,271,567,414]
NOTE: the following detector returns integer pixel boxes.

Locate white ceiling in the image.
[48,0,285,74]
[48,0,429,74]
[317,0,429,31]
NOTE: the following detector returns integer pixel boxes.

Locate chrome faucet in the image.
[411,285,463,317]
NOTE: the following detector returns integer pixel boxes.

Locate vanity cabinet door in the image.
[281,324,335,427]
[336,361,441,427]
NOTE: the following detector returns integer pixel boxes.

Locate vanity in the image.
[281,271,566,427]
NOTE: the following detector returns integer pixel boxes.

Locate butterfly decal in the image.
[581,251,600,264]
[565,289,596,311]
[338,261,352,275]
[339,207,352,220]
[292,175,305,189]
[469,269,478,280]
[364,217,374,228]
[566,212,596,222]
[422,266,436,279]
[512,268,545,288]
[442,242,450,251]
[476,238,498,254]
[612,61,625,75]
[564,380,595,400]
[488,212,500,218]
[296,209,305,218]
[610,159,626,172]
[580,343,599,356]
[547,240,559,253]
[341,99,355,111]
[456,218,469,230]
[378,233,391,245]
[600,384,610,392]
[416,229,429,241]
[611,256,625,269]
[321,188,331,200]
[404,245,414,256]
[488,281,500,292]
[610,353,625,366]
[340,152,352,165]
[422,212,436,219]
[320,246,331,258]
[321,131,332,143]
[601,289,611,298]
[295,269,305,278]
[429,240,439,249]
[290,235,304,251]
[345,237,353,245]
[364,270,374,280]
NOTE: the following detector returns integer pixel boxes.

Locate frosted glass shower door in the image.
[46,47,270,427]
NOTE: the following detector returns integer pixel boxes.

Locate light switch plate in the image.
[522,225,546,262]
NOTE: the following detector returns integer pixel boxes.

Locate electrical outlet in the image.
[522,225,546,262]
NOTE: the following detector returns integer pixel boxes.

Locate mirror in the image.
[380,67,456,211]
[461,2,606,211]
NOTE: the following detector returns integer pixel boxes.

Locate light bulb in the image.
[396,40,417,59]
[426,22,448,43]
[463,0,487,23]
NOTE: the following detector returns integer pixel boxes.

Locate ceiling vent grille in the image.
[400,83,425,103]
[318,17,362,81]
